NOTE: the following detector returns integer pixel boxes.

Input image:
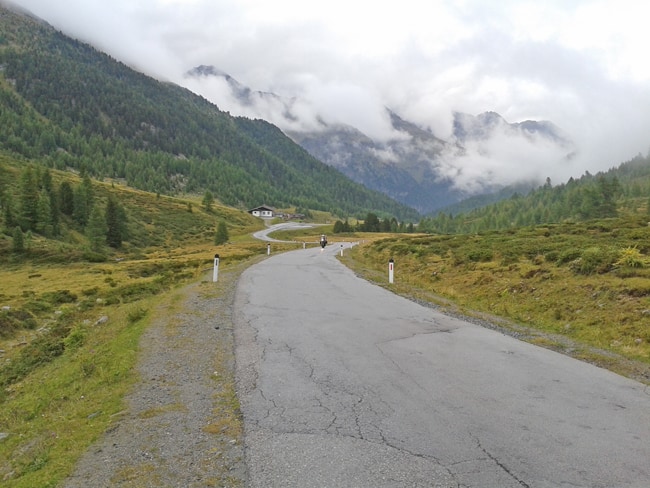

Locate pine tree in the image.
[59,181,74,216]
[202,190,214,212]
[36,190,53,236]
[49,187,61,236]
[215,220,229,245]
[73,184,88,226]
[19,166,39,231]
[86,205,106,252]
[2,192,16,230]
[105,195,125,248]
[12,226,24,253]
[81,174,94,214]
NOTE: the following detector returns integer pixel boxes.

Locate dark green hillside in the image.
[420,153,650,233]
[0,4,418,221]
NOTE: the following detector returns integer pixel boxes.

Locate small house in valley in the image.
[249,205,275,218]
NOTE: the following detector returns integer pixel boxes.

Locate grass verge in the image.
[0,245,263,486]
[339,224,650,385]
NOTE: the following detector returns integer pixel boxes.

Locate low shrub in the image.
[83,251,107,262]
[81,287,100,296]
[0,334,66,387]
[23,299,53,314]
[572,246,617,275]
[0,308,38,337]
[467,248,493,262]
[42,290,78,304]
[64,327,86,351]
[616,247,645,268]
[544,250,559,263]
[556,248,582,265]
[127,307,148,323]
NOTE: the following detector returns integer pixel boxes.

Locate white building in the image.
[248,205,275,218]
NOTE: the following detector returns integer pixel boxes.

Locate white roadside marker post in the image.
[340,244,344,256]
[267,243,271,255]
[213,254,220,283]
[388,258,394,284]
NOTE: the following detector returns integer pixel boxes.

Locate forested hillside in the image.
[0,4,418,221]
[420,153,650,233]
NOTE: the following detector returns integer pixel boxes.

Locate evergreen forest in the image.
[419,154,650,234]
[0,5,418,222]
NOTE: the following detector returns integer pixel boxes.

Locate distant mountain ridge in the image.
[452,111,573,146]
[186,65,576,214]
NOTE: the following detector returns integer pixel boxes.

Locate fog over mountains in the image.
[186,65,576,213]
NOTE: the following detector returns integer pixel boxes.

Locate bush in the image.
[42,289,77,304]
[127,307,148,323]
[467,248,493,262]
[571,246,616,275]
[0,334,66,387]
[556,249,582,265]
[616,247,645,268]
[83,251,107,262]
[390,243,414,256]
[81,287,100,296]
[64,327,86,351]
[544,250,559,263]
[23,299,53,313]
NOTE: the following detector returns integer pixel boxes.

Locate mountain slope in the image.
[0,4,418,221]
[185,66,576,213]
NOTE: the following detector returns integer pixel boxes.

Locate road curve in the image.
[252,222,320,242]
[233,245,650,488]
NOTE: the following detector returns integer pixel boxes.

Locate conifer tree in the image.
[12,226,24,253]
[73,184,88,226]
[36,190,53,236]
[202,190,214,212]
[19,166,39,231]
[105,195,126,248]
[86,205,106,252]
[49,187,61,236]
[2,192,17,230]
[215,220,229,245]
[59,181,74,216]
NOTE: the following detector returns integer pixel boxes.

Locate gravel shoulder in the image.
[62,261,253,488]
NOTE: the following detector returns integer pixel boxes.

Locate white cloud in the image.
[10,0,650,192]
[438,125,576,194]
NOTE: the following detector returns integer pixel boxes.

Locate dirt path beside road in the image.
[62,262,250,488]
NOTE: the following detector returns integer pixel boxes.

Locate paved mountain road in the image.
[252,222,321,242]
[234,243,650,487]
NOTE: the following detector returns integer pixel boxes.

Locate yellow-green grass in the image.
[339,224,650,383]
[0,293,158,487]
[0,157,268,485]
[0,230,273,480]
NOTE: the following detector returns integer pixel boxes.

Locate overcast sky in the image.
[11,0,650,190]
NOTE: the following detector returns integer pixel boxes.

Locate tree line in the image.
[333,213,415,234]
[1,165,127,254]
[416,152,650,234]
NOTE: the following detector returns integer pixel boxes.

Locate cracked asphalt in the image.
[233,244,650,487]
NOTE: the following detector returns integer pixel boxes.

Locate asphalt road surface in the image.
[252,222,319,242]
[233,244,650,488]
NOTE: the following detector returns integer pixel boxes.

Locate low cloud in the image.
[438,126,575,194]
[11,0,650,193]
